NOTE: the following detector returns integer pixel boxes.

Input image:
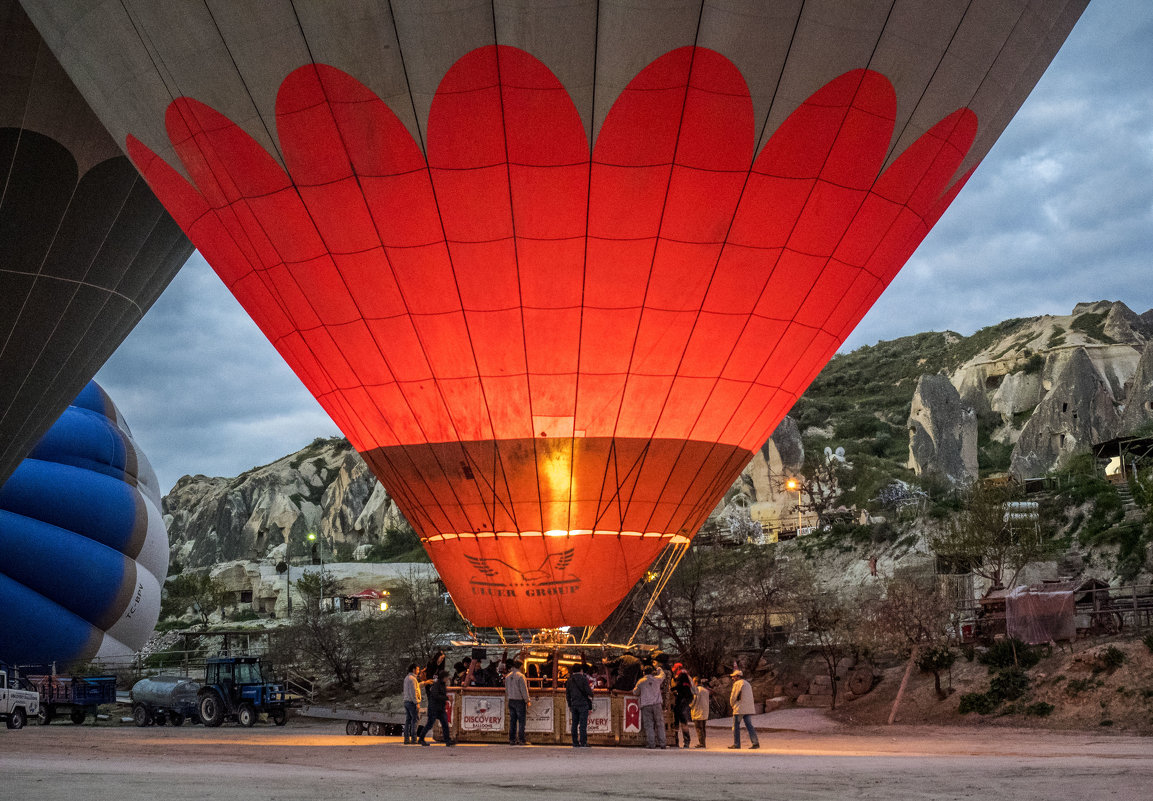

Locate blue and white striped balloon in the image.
[0,381,167,666]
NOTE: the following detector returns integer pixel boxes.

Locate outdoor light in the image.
[379,601,389,612]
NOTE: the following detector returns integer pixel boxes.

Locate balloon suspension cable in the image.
[626,537,692,647]
[494,626,506,645]
[579,626,596,645]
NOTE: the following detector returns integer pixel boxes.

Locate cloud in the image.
[844,0,1153,350]
[95,253,341,492]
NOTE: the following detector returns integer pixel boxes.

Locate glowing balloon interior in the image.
[0,382,168,666]
[21,1,1087,629]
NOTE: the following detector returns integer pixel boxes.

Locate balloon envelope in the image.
[0,381,168,666]
[22,1,1087,628]
[0,0,192,486]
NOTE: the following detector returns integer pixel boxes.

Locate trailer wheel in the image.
[346,720,362,735]
[237,702,258,728]
[132,704,152,727]
[6,708,26,729]
[367,722,384,736]
[170,712,185,727]
[272,708,287,726]
[198,692,225,727]
[70,709,86,725]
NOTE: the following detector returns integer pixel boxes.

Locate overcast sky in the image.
[95,0,1153,494]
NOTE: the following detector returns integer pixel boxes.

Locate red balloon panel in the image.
[128,46,975,627]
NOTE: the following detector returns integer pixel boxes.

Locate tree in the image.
[639,548,748,679]
[793,571,868,710]
[867,573,954,700]
[295,571,339,611]
[929,481,1054,589]
[161,572,224,625]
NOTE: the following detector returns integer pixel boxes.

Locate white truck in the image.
[1,668,40,729]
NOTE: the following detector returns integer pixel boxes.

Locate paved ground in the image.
[2,717,1150,801]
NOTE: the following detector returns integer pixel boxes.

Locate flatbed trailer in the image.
[298,704,405,736]
[30,675,117,725]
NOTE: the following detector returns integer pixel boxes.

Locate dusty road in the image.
[2,719,1150,801]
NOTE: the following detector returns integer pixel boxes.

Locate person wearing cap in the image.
[728,669,759,749]
[631,664,667,749]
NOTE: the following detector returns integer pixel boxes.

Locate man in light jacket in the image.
[728,669,759,749]
[631,665,667,749]
[504,658,531,745]
[690,676,710,748]
[402,662,421,744]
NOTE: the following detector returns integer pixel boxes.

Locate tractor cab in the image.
[197,656,292,727]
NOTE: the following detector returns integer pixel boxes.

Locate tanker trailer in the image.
[130,675,201,727]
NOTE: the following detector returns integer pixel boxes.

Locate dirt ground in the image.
[827,637,1153,733]
[3,717,1152,801]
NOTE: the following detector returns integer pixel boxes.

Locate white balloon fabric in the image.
[0,381,167,666]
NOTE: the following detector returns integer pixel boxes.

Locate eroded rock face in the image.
[705,415,805,535]
[164,438,404,569]
[1011,348,1121,477]
[1120,342,1153,433]
[907,374,977,484]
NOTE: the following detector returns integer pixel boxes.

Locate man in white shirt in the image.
[504,659,531,745]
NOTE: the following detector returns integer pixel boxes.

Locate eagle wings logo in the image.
[464,549,575,583]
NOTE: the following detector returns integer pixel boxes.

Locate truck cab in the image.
[1,669,40,729]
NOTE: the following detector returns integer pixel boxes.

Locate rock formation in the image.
[907,374,977,484]
[164,437,407,570]
[1011,347,1121,477]
[1120,342,1153,434]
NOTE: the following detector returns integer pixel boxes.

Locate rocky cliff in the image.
[164,437,409,570]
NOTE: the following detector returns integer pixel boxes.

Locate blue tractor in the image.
[196,656,293,727]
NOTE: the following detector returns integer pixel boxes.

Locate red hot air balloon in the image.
[21,1,1088,629]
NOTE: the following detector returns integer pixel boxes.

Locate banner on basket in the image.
[460,695,505,731]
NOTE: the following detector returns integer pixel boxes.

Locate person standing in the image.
[690,677,710,748]
[672,672,694,748]
[505,658,531,745]
[418,670,455,747]
[728,669,759,750]
[402,663,422,745]
[631,665,667,749]
[565,663,595,747]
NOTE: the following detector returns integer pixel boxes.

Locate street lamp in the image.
[785,478,802,533]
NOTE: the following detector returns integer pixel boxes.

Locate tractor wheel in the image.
[38,706,55,726]
[272,708,288,726]
[198,692,226,727]
[346,720,363,735]
[170,712,185,727]
[70,708,86,725]
[6,708,26,729]
[132,704,152,727]
[153,710,168,726]
[237,702,258,728]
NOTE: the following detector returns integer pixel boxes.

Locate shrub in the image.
[1025,701,1055,717]
[958,692,998,715]
[1097,645,1126,672]
[1143,633,1153,654]
[916,644,957,674]
[989,667,1030,703]
[978,638,1040,671]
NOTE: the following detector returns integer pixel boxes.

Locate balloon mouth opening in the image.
[424,530,690,542]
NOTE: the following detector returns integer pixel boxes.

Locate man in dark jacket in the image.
[565,663,595,747]
[418,670,455,746]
